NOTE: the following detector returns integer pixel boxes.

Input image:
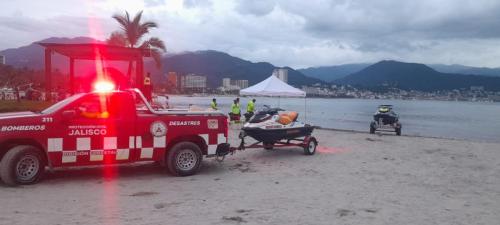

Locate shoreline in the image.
[164,94,499,103]
[315,127,500,143]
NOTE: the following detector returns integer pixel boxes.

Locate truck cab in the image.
[0,89,229,186]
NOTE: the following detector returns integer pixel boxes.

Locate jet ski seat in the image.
[278,115,292,125]
[277,111,298,125]
[288,111,298,121]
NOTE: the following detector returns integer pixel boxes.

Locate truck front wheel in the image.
[166,142,202,176]
[0,145,45,186]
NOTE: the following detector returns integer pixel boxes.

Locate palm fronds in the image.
[109,10,167,68]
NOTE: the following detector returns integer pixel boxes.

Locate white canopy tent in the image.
[240,75,306,97]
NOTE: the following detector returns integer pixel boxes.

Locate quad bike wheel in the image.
[395,124,402,136]
[369,122,376,134]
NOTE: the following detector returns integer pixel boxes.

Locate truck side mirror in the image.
[62,110,77,120]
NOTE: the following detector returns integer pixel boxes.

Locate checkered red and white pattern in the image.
[47,136,167,165]
[47,132,225,165]
[200,133,227,155]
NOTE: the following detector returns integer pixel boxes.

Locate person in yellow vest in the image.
[143,72,152,102]
[235,97,241,113]
[210,98,218,110]
[247,99,255,113]
[244,99,256,121]
[229,99,241,123]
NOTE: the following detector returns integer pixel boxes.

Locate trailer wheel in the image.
[263,142,274,150]
[303,137,317,155]
[166,142,202,176]
[0,145,45,186]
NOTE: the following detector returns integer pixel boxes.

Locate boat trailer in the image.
[224,131,318,157]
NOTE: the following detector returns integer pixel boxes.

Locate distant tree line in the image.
[0,64,67,91]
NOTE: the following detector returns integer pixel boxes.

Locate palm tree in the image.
[107,11,166,77]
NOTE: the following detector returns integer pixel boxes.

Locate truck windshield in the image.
[40,94,84,114]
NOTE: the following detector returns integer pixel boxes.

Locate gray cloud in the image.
[144,0,165,7]
[0,15,113,49]
[183,0,213,8]
[236,0,276,16]
[278,0,500,52]
[1,0,500,68]
[232,0,500,67]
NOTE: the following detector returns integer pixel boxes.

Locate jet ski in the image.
[241,105,315,144]
[370,105,402,135]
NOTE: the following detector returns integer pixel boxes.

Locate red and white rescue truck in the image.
[0,86,230,186]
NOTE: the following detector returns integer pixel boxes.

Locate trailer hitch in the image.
[215,143,231,162]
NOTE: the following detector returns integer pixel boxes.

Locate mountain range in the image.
[0,37,102,70]
[0,37,321,88]
[337,60,500,91]
[299,62,500,82]
[429,64,500,77]
[298,64,370,82]
[2,36,500,91]
[150,50,322,87]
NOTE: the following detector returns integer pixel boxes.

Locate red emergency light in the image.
[93,80,116,92]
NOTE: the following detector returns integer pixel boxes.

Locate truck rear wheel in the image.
[0,145,45,186]
[166,142,202,176]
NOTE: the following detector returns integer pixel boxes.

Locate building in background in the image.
[0,55,5,65]
[272,68,288,83]
[167,72,178,89]
[470,86,484,91]
[222,78,231,88]
[181,74,207,93]
[221,78,249,91]
[233,79,248,89]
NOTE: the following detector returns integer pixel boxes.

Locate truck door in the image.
[133,96,167,162]
[52,93,136,166]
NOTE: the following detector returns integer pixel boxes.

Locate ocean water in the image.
[168,96,500,142]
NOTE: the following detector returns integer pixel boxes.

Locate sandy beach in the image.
[1,128,499,225]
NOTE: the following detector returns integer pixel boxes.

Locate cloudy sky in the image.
[1,0,500,68]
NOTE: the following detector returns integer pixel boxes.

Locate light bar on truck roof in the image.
[93,80,116,92]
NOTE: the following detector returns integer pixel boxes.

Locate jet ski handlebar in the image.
[262,105,285,114]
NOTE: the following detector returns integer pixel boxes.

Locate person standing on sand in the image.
[235,97,241,112]
[26,84,33,100]
[143,72,153,102]
[210,98,218,110]
[230,99,241,123]
[246,99,255,113]
[245,98,256,121]
[15,86,21,102]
